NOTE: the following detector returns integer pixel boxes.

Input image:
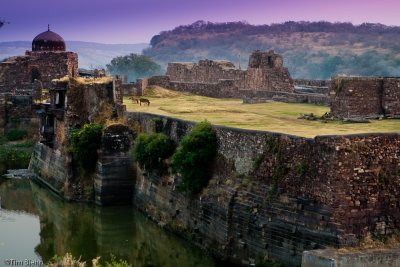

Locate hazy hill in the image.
[143,21,400,79]
[0,41,148,69]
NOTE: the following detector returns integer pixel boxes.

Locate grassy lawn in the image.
[124,86,400,138]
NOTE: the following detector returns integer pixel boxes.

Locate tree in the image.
[106,53,162,82]
[170,121,217,194]
[70,123,104,174]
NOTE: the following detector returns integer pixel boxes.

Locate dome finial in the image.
[48,24,50,31]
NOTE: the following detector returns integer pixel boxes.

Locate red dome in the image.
[32,26,66,52]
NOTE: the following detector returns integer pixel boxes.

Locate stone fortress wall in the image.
[125,112,400,266]
[139,50,331,105]
[166,49,294,93]
[2,26,398,265]
[330,76,400,119]
[0,51,78,92]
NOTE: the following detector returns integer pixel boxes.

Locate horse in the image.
[139,98,150,106]
[128,96,139,104]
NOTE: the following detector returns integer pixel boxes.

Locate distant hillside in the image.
[0,41,148,69]
[143,21,400,79]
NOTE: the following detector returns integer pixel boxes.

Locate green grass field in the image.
[124,87,400,138]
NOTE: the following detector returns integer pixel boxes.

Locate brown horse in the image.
[128,96,139,104]
[139,98,150,106]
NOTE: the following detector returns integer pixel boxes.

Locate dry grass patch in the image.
[125,86,400,138]
[53,76,112,85]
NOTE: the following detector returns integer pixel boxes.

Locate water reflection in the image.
[0,178,218,267]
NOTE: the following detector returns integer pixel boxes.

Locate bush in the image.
[6,129,28,141]
[0,146,31,168]
[255,259,283,267]
[105,255,132,267]
[48,253,131,267]
[170,121,217,194]
[134,133,175,173]
[70,123,104,173]
[48,253,87,267]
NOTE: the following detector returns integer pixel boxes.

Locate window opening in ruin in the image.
[31,68,41,83]
[268,56,272,68]
[46,115,54,127]
[55,92,65,109]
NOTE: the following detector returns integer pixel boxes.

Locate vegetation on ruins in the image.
[124,87,400,137]
[264,136,288,198]
[170,121,217,194]
[106,53,162,82]
[0,130,35,169]
[255,259,283,267]
[134,133,175,173]
[49,253,132,267]
[144,21,400,79]
[70,123,104,173]
[5,129,28,141]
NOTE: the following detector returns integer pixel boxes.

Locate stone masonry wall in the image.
[94,124,136,205]
[126,111,400,266]
[29,143,71,194]
[330,76,400,119]
[383,78,400,117]
[164,50,294,98]
[168,80,240,98]
[0,51,78,92]
[294,79,331,88]
[166,62,294,93]
[241,90,330,105]
[167,60,239,83]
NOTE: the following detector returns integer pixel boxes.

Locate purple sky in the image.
[1,0,400,43]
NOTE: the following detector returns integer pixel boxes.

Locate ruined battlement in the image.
[37,76,123,150]
[0,51,78,92]
[161,50,294,98]
[167,59,239,84]
[248,49,283,68]
[330,76,400,119]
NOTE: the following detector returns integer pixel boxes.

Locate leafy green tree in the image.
[170,121,217,194]
[70,123,104,173]
[134,133,175,173]
[106,53,162,82]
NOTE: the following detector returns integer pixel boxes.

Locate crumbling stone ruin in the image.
[143,50,295,98]
[142,50,330,104]
[31,75,127,201]
[0,26,78,93]
[38,76,124,149]
[330,76,400,119]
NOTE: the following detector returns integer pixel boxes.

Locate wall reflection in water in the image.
[0,178,217,267]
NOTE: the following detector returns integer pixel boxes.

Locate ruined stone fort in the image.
[0,26,78,92]
[1,28,400,267]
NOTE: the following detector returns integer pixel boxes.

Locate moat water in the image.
[0,177,223,267]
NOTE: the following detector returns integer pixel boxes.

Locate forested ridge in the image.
[144,21,400,79]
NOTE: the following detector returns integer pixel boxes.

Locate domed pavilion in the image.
[32,25,66,52]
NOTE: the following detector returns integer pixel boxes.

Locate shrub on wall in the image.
[134,133,175,173]
[70,123,104,173]
[6,129,28,141]
[170,121,217,194]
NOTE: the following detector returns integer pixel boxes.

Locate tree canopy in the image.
[106,53,162,82]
